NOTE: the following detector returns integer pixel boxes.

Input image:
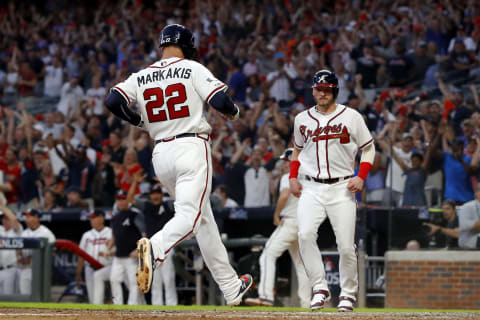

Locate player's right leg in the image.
[110,257,125,305]
[93,266,111,304]
[288,239,311,308]
[196,200,252,306]
[84,266,94,304]
[246,220,296,306]
[161,252,178,306]
[296,183,330,310]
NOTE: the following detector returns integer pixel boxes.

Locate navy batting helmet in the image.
[159,24,197,59]
[312,70,339,99]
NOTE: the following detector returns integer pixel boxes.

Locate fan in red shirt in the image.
[116,148,142,195]
[0,147,21,206]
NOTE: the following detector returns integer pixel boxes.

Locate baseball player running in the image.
[104,24,252,306]
[245,148,310,308]
[289,70,374,312]
[76,209,112,304]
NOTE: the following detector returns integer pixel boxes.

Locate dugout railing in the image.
[0,237,53,302]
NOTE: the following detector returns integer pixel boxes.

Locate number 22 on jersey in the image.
[144,83,190,122]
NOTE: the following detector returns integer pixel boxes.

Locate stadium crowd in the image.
[1,0,480,247]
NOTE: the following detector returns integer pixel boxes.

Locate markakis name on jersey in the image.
[137,68,192,87]
[299,123,351,144]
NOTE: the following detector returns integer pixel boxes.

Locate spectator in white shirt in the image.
[57,74,85,116]
[43,56,64,99]
[85,76,107,116]
[266,58,291,103]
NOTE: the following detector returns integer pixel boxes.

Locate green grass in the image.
[0,302,479,313]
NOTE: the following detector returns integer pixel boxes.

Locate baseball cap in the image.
[116,189,128,199]
[150,185,163,194]
[280,148,294,161]
[88,209,106,218]
[23,209,41,217]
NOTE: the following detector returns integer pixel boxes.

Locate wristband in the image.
[289,160,300,179]
[357,162,372,181]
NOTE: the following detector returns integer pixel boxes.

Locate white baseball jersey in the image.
[79,227,112,267]
[20,225,56,260]
[293,104,373,179]
[278,174,298,219]
[113,57,227,140]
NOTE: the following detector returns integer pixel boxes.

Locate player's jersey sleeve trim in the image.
[148,58,184,69]
[294,141,304,149]
[206,84,227,102]
[359,138,373,149]
[112,86,130,104]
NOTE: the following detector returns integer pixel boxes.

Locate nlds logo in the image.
[324,258,340,285]
[0,238,25,249]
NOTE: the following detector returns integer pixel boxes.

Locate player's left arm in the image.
[348,143,375,193]
[104,90,144,127]
[192,61,239,120]
[348,111,375,193]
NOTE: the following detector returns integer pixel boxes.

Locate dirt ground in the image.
[1,308,480,320]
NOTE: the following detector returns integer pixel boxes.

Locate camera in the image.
[422,211,447,248]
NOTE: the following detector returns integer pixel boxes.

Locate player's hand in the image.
[289,178,303,198]
[221,105,240,121]
[273,215,284,226]
[347,176,364,193]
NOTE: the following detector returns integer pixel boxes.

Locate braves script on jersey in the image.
[293,104,373,179]
[79,227,112,267]
[113,57,226,140]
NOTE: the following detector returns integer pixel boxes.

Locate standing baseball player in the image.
[109,190,145,305]
[127,173,177,306]
[104,24,252,306]
[245,148,310,308]
[76,209,112,304]
[0,199,23,294]
[17,209,56,295]
[289,70,375,312]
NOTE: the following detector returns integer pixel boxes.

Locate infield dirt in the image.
[1,308,480,320]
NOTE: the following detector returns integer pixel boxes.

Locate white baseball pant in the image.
[296,179,358,300]
[86,265,112,304]
[110,257,143,305]
[258,218,310,308]
[150,137,241,303]
[17,267,32,295]
[151,252,177,305]
[0,266,16,294]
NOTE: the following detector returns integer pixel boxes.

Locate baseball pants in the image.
[17,267,32,295]
[150,137,241,303]
[258,218,310,308]
[84,265,112,304]
[151,252,178,305]
[297,179,358,300]
[110,257,143,305]
[0,266,16,294]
